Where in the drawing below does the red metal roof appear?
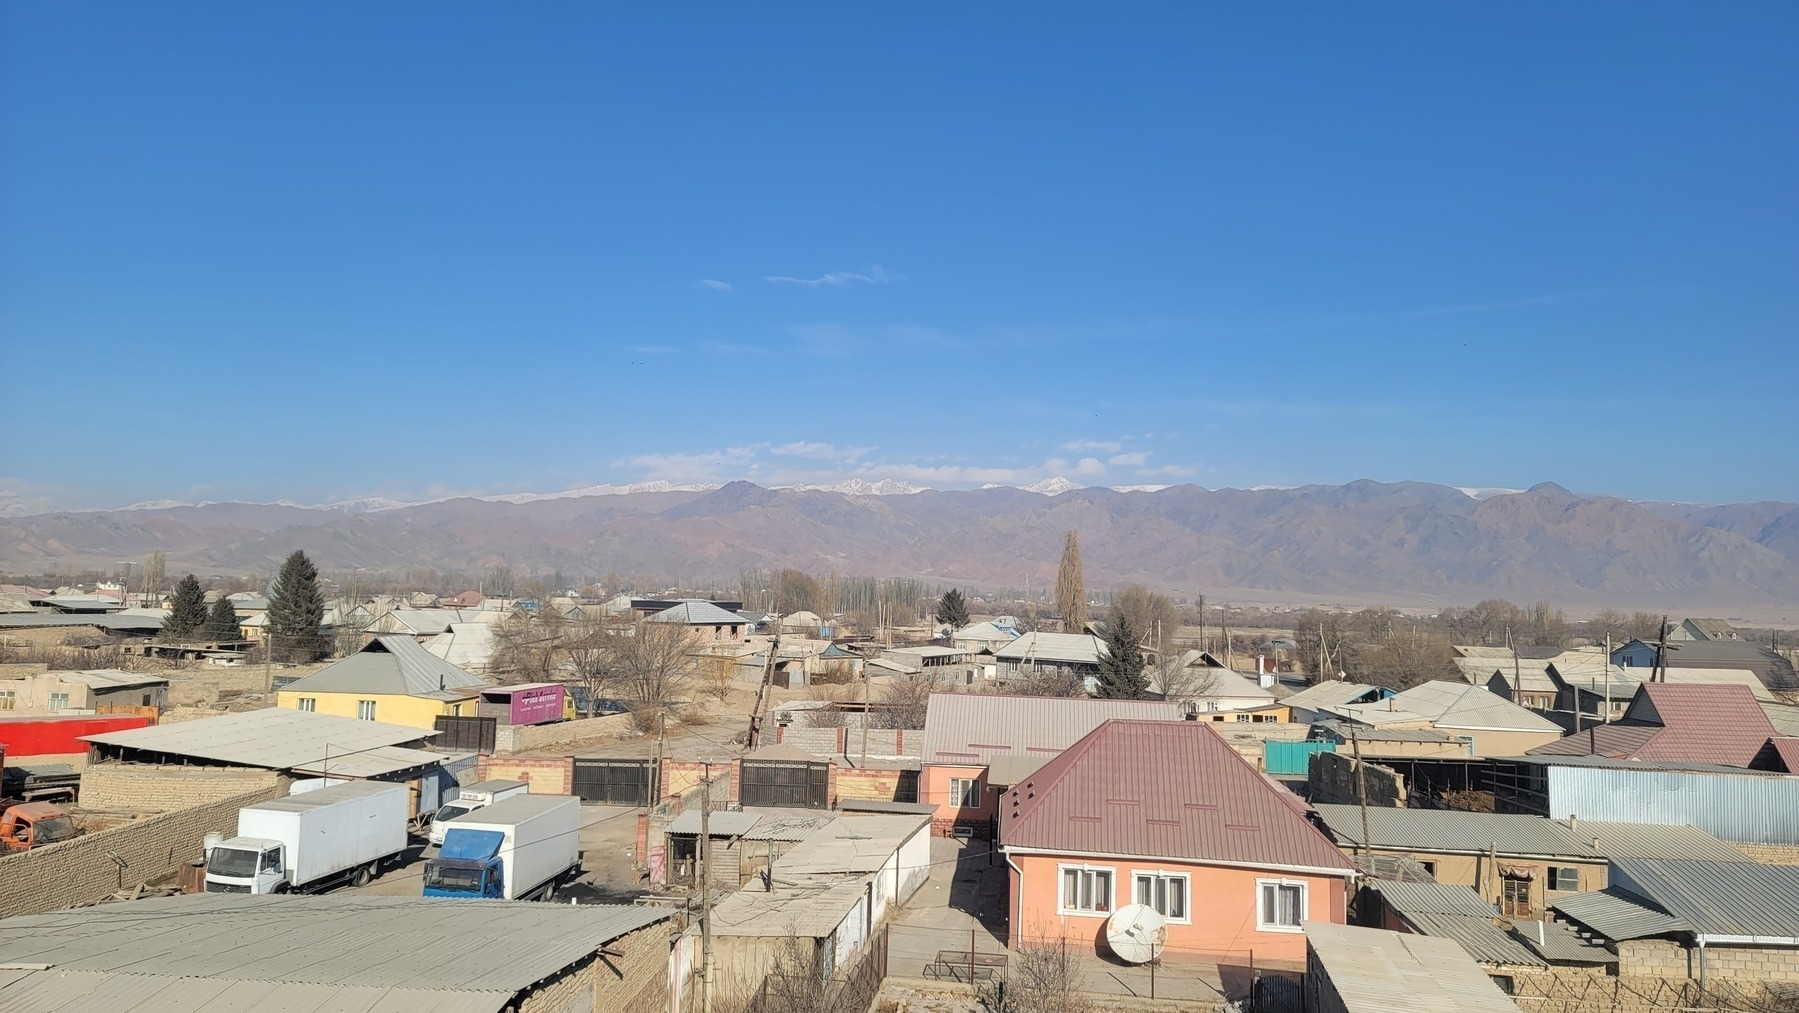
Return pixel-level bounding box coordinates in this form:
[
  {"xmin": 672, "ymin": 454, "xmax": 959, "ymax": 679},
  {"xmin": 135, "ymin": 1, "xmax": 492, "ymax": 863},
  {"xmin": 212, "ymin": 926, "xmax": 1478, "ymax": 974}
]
[
  {"xmin": 1000, "ymin": 719, "xmax": 1355, "ymax": 874},
  {"xmin": 1768, "ymin": 738, "xmax": 1799, "ymax": 774},
  {"xmin": 1526, "ymin": 683, "xmax": 1777, "ymax": 768}
]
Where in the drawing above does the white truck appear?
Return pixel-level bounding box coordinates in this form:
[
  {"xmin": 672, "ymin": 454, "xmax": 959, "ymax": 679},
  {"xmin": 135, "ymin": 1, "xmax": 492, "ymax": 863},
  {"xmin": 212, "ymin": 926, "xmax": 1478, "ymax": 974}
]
[
  {"xmin": 427, "ymin": 779, "xmax": 528, "ymax": 846},
  {"xmin": 205, "ymin": 781, "xmax": 410, "ymax": 895},
  {"xmin": 423, "ymin": 794, "xmax": 581, "ymax": 901}
]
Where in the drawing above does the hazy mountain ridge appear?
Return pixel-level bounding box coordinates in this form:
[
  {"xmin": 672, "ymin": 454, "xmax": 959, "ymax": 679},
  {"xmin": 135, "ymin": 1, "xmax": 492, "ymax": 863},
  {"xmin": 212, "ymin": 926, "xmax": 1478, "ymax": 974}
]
[{"xmin": 3, "ymin": 481, "xmax": 1797, "ymax": 609}]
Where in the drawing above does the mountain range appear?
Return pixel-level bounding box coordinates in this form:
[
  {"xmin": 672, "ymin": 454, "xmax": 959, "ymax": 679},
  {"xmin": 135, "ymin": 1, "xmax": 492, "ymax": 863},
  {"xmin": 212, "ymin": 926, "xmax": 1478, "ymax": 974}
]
[{"xmin": 4, "ymin": 480, "xmax": 1798, "ymax": 613}]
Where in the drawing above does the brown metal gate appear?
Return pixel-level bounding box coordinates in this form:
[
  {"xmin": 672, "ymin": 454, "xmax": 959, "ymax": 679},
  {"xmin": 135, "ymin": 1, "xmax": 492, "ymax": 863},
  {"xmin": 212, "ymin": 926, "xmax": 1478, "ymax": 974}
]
[{"xmin": 433, "ymin": 715, "xmax": 498, "ymax": 754}]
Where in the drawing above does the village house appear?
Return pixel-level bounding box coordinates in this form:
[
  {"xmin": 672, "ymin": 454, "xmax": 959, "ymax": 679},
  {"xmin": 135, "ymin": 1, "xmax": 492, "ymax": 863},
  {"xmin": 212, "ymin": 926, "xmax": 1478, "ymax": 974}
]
[
  {"xmin": 644, "ymin": 599, "xmax": 747, "ymax": 644},
  {"xmin": 1525, "ymin": 682, "xmax": 1784, "ymax": 770},
  {"xmin": 919, "ymin": 693, "xmax": 1182, "ymax": 838},
  {"xmin": 1311, "ymin": 805, "xmax": 1749, "ymax": 919},
  {"xmin": 1280, "ymin": 681, "xmax": 1390, "ymax": 725},
  {"xmin": 0, "ymin": 669, "xmax": 167, "ymax": 715},
  {"xmin": 1304, "ymin": 921, "xmax": 1523, "ymax": 1013},
  {"xmin": 275, "ymin": 635, "xmax": 487, "ymax": 730},
  {"xmin": 1326, "ymin": 681, "xmax": 1564, "ymax": 757},
  {"xmin": 948, "ymin": 618, "xmax": 1020, "ymax": 654},
  {"xmin": 1000, "ymin": 719, "xmax": 1356, "ymax": 965},
  {"xmin": 993, "ymin": 631, "xmax": 1109, "ymax": 685},
  {"xmin": 1612, "ymin": 637, "xmax": 1796, "ymax": 685}
]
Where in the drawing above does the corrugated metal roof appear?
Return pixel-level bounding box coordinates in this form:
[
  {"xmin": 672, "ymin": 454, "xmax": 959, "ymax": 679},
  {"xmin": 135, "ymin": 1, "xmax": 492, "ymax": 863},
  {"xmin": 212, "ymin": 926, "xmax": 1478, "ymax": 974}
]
[
  {"xmin": 1772, "ymin": 738, "xmax": 1799, "ymax": 773},
  {"xmin": 1509, "ymin": 919, "xmax": 1616, "ymax": 964},
  {"xmin": 0, "ymin": 894, "xmax": 669, "ymax": 994},
  {"xmin": 1387, "ymin": 681, "xmax": 1563, "ymax": 733},
  {"xmin": 773, "ymin": 814, "xmax": 931, "ymax": 876},
  {"xmin": 1372, "ymin": 880, "xmax": 1500, "ymax": 917},
  {"xmin": 1003, "ymin": 720, "xmax": 1356, "ymax": 873},
  {"xmin": 0, "ymin": 613, "xmax": 163, "ymax": 631},
  {"xmin": 1280, "ymin": 681, "xmax": 1382, "ymax": 713},
  {"xmin": 645, "ymin": 601, "xmax": 744, "ymax": 626},
  {"xmin": 835, "ymin": 799, "xmax": 938, "ymax": 815},
  {"xmin": 1303, "ymin": 921, "xmax": 1522, "ymax": 1013},
  {"xmin": 281, "ymin": 635, "xmax": 487, "ymax": 698},
  {"xmin": 992, "ymin": 631, "xmax": 1106, "ymax": 665},
  {"xmin": 920, "ymin": 693, "xmax": 1181, "ymax": 767},
  {"xmin": 1312, "ymin": 805, "xmax": 1749, "ymax": 862},
  {"xmin": 0, "ymin": 968, "xmax": 511, "ymax": 1012},
  {"xmin": 1398, "ymin": 911, "xmax": 1546, "ymax": 967},
  {"xmin": 1550, "ymin": 888, "xmax": 1689, "ymax": 941},
  {"xmin": 81, "ymin": 707, "xmax": 436, "ymax": 770},
  {"xmin": 1528, "ymin": 683, "xmax": 1778, "ymax": 768},
  {"xmin": 27, "ymin": 669, "xmax": 169, "ymax": 690},
  {"xmin": 289, "ymin": 744, "xmax": 467, "ymax": 778},
  {"xmin": 1610, "ymin": 858, "xmax": 1799, "ymax": 941}
]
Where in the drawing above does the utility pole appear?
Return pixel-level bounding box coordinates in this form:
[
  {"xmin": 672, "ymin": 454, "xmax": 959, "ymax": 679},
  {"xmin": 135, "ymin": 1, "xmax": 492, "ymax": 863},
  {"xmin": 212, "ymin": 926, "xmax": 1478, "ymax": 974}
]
[
  {"xmin": 1603, "ymin": 634, "xmax": 1612, "ymax": 724},
  {"xmin": 859, "ymin": 658, "xmax": 870, "ymax": 767},
  {"xmin": 1508, "ymin": 626, "xmax": 1521, "ymax": 707},
  {"xmin": 698, "ymin": 761, "xmax": 714, "ymax": 1013}
]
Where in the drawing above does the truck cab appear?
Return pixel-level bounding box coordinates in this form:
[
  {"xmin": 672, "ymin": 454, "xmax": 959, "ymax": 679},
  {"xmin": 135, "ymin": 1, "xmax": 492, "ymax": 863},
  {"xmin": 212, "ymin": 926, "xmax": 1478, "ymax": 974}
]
[
  {"xmin": 0, "ymin": 802, "xmax": 77, "ymax": 854},
  {"xmin": 422, "ymin": 829, "xmax": 505, "ymax": 898},
  {"xmin": 427, "ymin": 779, "xmax": 528, "ymax": 846},
  {"xmin": 204, "ymin": 837, "xmax": 287, "ymax": 894}
]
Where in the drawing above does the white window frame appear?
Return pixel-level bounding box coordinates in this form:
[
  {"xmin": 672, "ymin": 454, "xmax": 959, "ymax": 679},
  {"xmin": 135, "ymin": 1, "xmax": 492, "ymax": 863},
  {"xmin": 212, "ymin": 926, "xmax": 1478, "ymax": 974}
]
[
  {"xmin": 1256, "ymin": 878, "xmax": 1308, "ymax": 933},
  {"xmin": 48, "ymin": 692, "xmax": 70, "ymax": 712},
  {"xmin": 0, "ymin": 690, "xmax": 13, "ymax": 711},
  {"xmin": 357, "ymin": 699, "xmax": 377, "ymax": 721},
  {"xmin": 297, "ymin": 697, "xmax": 316, "ymax": 712},
  {"xmin": 1057, "ymin": 863, "xmax": 1116, "ymax": 917},
  {"xmin": 947, "ymin": 777, "xmax": 981, "ymax": 809},
  {"xmin": 1130, "ymin": 868, "xmax": 1192, "ymax": 924}
]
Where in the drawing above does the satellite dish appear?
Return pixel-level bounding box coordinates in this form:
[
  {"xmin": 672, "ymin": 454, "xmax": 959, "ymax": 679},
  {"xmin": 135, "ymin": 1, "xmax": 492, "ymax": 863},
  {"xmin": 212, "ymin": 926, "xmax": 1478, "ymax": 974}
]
[{"xmin": 1105, "ymin": 903, "xmax": 1168, "ymax": 964}]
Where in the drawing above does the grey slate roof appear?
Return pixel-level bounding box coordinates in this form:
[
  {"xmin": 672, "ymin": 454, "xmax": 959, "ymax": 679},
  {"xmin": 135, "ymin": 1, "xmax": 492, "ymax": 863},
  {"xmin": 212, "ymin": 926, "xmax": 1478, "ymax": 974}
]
[
  {"xmin": 81, "ymin": 707, "xmax": 438, "ymax": 771},
  {"xmin": 1303, "ymin": 921, "xmax": 1523, "ymax": 1013},
  {"xmin": 0, "ymin": 612, "xmax": 164, "ymax": 631},
  {"xmin": 1281, "ymin": 681, "xmax": 1382, "ymax": 712},
  {"xmin": 920, "ymin": 692, "xmax": 1181, "ymax": 770},
  {"xmin": 1371, "ymin": 879, "xmax": 1502, "ymax": 917},
  {"xmin": 1610, "ymin": 858, "xmax": 1799, "ymax": 941},
  {"xmin": 0, "ymin": 893, "xmax": 669, "ymax": 1010},
  {"xmin": 645, "ymin": 600, "xmax": 745, "ymax": 625},
  {"xmin": 1312, "ymin": 806, "xmax": 1749, "ymax": 862},
  {"xmin": 280, "ymin": 635, "xmax": 487, "ymax": 698},
  {"xmin": 1397, "ymin": 911, "xmax": 1546, "ymax": 967}
]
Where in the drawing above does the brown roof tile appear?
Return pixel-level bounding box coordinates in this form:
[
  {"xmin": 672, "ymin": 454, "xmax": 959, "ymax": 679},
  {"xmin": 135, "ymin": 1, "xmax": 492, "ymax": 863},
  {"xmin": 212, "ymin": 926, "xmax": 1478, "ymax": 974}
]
[{"xmin": 1000, "ymin": 719, "xmax": 1355, "ymax": 874}]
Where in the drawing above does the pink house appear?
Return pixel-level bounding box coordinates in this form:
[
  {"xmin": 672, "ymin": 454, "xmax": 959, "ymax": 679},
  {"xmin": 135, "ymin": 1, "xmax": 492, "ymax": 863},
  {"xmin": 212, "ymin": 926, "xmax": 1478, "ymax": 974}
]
[
  {"xmin": 1000, "ymin": 719, "xmax": 1355, "ymax": 967},
  {"xmin": 919, "ymin": 694, "xmax": 1183, "ymax": 838}
]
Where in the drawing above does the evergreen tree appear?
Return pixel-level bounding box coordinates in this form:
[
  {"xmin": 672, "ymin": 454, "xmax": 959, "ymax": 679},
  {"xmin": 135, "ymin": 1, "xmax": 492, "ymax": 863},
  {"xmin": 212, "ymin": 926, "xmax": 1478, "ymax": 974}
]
[
  {"xmin": 1094, "ymin": 614, "xmax": 1149, "ymax": 699},
  {"xmin": 1055, "ymin": 530, "xmax": 1086, "ymax": 633},
  {"xmin": 935, "ymin": 588, "xmax": 971, "ymax": 630},
  {"xmin": 164, "ymin": 574, "xmax": 207, "ymax": 640},
  {"xmin": 267, "ymin": 550, "xmax": 328, "ymax": 662},
  {"xmin": 203, "ymin": 597, "xmax": 241, "ymax": 641}
]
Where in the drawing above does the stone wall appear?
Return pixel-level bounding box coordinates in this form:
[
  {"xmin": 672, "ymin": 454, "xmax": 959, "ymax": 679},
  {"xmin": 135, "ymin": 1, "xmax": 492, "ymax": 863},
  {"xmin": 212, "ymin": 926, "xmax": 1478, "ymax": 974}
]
[
  {"xmin": 0, "ymin": 784, "xmax": 287, "ymax": 917},
  {"xmin": 79, "ymin": 763, "xmax": 285, "ymax": 811},
  {"xmin": 1733, "ymin": 842, "xmax": 1799, "ymax": 865},
  {"xmin": 835, "ymin": 765, "xmax": 911, "ymax": 803},
  {"xmin": 1509, "ymin": 966, "xmax": 1799, "ymax": 1012},
  {"xmin": 1309, "ymin": 750, "xmax": 1406, "ymax": 807},
  {"xmin": 496, "ymin": 713, "xmax": 636, "ymax": 754},
  {"xmin": 513, "ymin": 919, "xmax": 670, "ymax": 1013},
  {"xmin": 478, "ymin": 755, "xmax": 575, "ymax": 795}
]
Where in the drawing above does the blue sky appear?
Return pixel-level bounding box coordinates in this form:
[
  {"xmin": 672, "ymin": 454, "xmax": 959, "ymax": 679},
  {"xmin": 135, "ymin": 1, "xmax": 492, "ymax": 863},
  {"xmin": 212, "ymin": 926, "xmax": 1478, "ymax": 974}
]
[{"xmin": 3, "ymin": 3, "xmax": 1796, "ymax": 512}]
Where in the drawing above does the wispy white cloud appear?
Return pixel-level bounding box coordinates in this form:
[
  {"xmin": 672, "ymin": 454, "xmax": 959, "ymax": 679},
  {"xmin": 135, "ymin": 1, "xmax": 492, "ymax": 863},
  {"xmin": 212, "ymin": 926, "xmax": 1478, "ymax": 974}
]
[
  {"xmin": 765, "ymin": 265, "xmax": 900, "ymax": 288},
  {"xmin": 698, "ymin": 279, "xmax": 733, "ymax": 292},
  {"xmin": 1108, "ymin": 451, "xmax": 1150, "ymax": 467},
  {"xmin": 1062, "ymin": 439, "xmax": 1124, "ymax": 454}
]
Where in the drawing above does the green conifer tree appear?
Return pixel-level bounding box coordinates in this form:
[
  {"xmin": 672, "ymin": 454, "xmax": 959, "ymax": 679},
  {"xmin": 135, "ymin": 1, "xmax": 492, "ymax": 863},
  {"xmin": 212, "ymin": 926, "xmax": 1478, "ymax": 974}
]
[
  {"xmin": 267, "ymin": 550, "xmax": 328, "ymax": 662},
  {"xmin": 1094, "ymin": 614, "xmax": 1149, "ymax": 699},
  {"xmin": 935, "ymin": 588, "xmax": 971, "ymax": 630},
  {"xmin": 164, "ymin": 574, "xmax": 207, "ymax": 640},
  {"xmin": 203, "ymin": 597, "xmax": 241, "ymax": 641}
]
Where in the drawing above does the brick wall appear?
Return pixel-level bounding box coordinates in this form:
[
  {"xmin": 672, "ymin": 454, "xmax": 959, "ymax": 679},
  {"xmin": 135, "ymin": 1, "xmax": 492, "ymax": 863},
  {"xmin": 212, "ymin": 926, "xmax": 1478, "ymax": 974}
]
[
  {"xmin": 836, "ymin": 765, "xmax": 908, "ymax": 803},
  {"xmin": 497, "ymin": 713, "xmax": 637, "ymax": 754},
  {"xmin": 0, "ymin": 784, "xmax": 287, "ymax": 917},
  {"xmin": 80, "ymin": 763, "xmax": 284, "ymax": 811},
  {"xmin": 478, "ymin": 755, "xmax": 574, "ymax": 795},
  {"xmin": 1733, "ymin": 842, "xmax": 1799, "ymax": 866},
  {"xmin": 517, "ymin": 918, "xmax": 671, "ymax": 1013},
  {"xmin": 1308, "ymin": 751, "xmax": 1406, "ymax": 806}
]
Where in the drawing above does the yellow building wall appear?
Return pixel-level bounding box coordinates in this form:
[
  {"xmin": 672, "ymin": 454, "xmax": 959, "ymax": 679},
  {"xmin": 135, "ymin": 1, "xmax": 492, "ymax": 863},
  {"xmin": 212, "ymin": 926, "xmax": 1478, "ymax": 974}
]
[{"xmin": 276, "ymin": 690, "xmax": 478, "ymax": 730}]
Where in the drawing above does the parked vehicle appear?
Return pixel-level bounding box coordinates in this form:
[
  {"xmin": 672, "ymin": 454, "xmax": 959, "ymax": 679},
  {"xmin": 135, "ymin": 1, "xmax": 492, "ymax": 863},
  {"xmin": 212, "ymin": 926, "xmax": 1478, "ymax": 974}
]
[
  {"xmin": 423, "ymin": 794, "xmax": 580, "ymax": 901},
  {"xmin": 0, "ymin": 801, "xmax": 78, "ymax": 853},
  {"xmin": 205, "ymin": 781, "xmax": 409, "ymax": 894},
  {"xmin": 2, "ymin": 762, "xmax": 81, "ymax": 804},
  {"xmin": 427, "ymin": 779, "xmax": 528, "ymax": 846}
]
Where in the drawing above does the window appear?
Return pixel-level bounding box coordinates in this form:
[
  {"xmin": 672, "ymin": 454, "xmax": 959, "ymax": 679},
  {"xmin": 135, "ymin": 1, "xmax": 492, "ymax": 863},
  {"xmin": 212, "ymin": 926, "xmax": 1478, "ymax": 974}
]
[
  {"xmin": 0, "ymin": 690, "xmax": 12, "ymax": 711},
  {"xmin": 1501, "ymin": 875, "xmax": 1534, "ymax": 918},
  {"xmin": 948, "ymin": 777, "xmax": 981, "ymax": 808},
  {"xmin": 48, "ymin": 692, "xmax": 69, "ymax": 711},
  {"xmin": 1548, "ymin": 867, "xmax": 1579, "ymax": 892},
  {"xmin": 1133, "ymin": 872, "xmax": 1189, "ymax": 921},
  {"xmin": 1060, "ymin": 866, "xmax": 1114, "ymax": 914},
  {"xmin": 1235, "ymin": 713, "xmax": 1250, "ymax": 722},
  {"xmin": 1257, "ymin": 880, "xmax": 1307, "ymax": 931},
  {"xmin": 1420, "ymin": 861, "xmax": 1437, "ymax": 877},
  {"xmin": 297, "ymin": 697, "xmax": 316, "ymax": 712},
  {"xmin": 260, "ymin": 849, "xmax": 283, "ymax": 874},
  {"xmin": 357, "ymin": 700, "xmax": 377, "ymax": 721}
]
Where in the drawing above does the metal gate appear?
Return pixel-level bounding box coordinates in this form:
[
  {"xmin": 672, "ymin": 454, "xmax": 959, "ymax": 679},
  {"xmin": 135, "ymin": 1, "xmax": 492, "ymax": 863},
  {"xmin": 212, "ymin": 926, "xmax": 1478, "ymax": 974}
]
[
  {"xmin": 573, "ymin": 758, "xmax": 656, "ymax": 805},
  {"xmin": 433, "ymin": 715, "xmax": 498, "ymax": 754},
  {"xmin": 740, "ymin": 760, "xmax": 831, "ymax": 809}
]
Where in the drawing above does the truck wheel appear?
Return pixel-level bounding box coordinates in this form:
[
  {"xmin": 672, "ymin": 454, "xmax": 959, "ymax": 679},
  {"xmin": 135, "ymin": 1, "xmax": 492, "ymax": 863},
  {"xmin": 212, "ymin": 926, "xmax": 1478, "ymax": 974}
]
[
  {"xmin": 351, "ymin": 864, "xmax": 373, "ymax": 888},
  {"xmin": 540, "ymin": 881, "xmax": 556, "ymax": 902}
]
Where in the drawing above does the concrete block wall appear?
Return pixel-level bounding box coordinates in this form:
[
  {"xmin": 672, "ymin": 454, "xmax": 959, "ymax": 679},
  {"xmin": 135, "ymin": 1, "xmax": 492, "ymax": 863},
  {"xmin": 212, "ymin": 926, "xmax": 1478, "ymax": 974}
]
[
  {"xmin": 80, "ymin": 763, "xmax": 284, "ymax": 811},
  {"xmin": 0, "ymin": 783, "xmax": 287, "ymax": 917},
  {"xmin": 835, "ymin": 765, "xmax": 909, "ymax": 803},
  {"xmin": 1308, "ymin": 751, "xmax": 1407, "ymax": 807},
  {"xmin": 496, "ymin": 713, "xmax": 636, "ymax": 754},
  {"xmin": 1732, "ymin": 842, "xmax": 1799, "ymax": 865},
  {"xmin": 478, "ymin": 755, "xmax": 575, "ymax": 795}
]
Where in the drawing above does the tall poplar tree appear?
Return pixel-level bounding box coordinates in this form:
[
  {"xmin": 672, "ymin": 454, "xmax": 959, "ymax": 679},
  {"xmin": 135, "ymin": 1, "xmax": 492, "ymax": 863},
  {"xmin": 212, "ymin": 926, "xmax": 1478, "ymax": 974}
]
[
  {"xmin": 267, "ymin": 550, "xmax": 328, "ymax": 662},
  {"xmin": 1055, "ymin": 530, "xmax": 1087, "ymax": 633},
  {"xmin": 164, "ymin": 574, "xmax": 207, "ymax": 640}
]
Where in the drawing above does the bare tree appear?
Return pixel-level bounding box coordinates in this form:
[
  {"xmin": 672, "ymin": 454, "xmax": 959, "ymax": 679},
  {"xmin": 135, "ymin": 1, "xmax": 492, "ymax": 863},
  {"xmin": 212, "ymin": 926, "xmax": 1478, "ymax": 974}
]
[
  {"xmin": 139, "ymin": 551, "xmax": 166, "ymax": 602},
  {"xmin": 1108, "ymin": 585, "xmax": 1177, "ymax": 651},
  {"xmin": 1055, "ymin": 530, "xmax": 1086, "ymax": 633},
  {"xmin": 979, "ymin": 930, "xmax": 1089, "ymax": 1013},
  {"xmin": 1008, "ymin": 666, "xmax": 1087, "ymax": 699},
  {"xmin": 1152, "ymin": 651, "xmax": 1221, "ymax": 704},
  {"xmin": 874, "ymin": 672, "xmax": 939, "ymax": 729},
  {"xmin": 613, "ymin": 620, "xmax": 699, "ymax": 731}
]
